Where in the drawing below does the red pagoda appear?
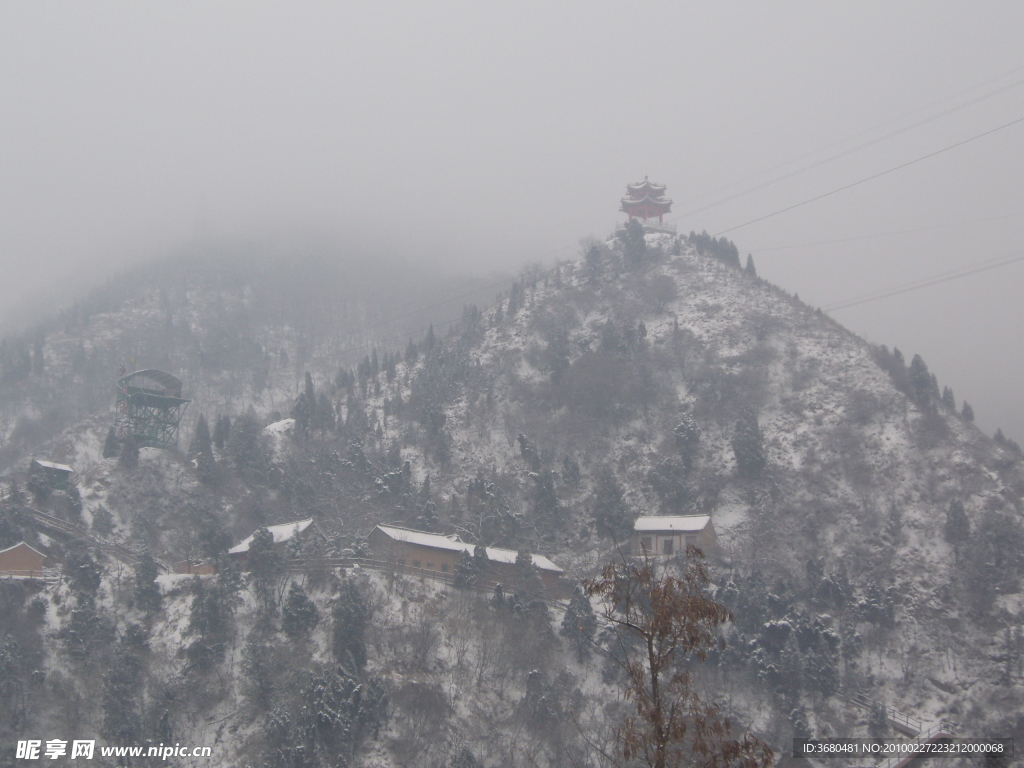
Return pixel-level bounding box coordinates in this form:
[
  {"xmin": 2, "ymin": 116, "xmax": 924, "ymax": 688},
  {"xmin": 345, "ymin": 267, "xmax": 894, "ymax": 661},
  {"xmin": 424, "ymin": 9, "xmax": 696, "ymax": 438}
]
[{"xmin": 620, "ymin": 177, "xmax": 673, "ymax": 224}]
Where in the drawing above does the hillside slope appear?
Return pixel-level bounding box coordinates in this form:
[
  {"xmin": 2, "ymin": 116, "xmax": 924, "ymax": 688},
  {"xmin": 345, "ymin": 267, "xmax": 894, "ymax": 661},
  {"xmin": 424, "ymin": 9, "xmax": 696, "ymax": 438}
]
[{"xmin": 2, "ymin": 233, "xmax": 1023, "ymax": 765}]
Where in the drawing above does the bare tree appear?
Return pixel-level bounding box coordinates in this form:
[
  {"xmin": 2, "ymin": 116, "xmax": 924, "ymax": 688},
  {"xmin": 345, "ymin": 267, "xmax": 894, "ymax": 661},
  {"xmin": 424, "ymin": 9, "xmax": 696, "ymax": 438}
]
[{"xmin": 585, "ymin": 550, "xmax": 773, "ymax": 768}]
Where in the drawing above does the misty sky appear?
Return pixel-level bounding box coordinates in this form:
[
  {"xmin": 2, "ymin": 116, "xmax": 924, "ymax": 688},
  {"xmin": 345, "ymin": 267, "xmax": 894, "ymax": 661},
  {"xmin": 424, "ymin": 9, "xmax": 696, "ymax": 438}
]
[{"xmin": 2, "ymin": 2, "xmax": 1022, "ymax": 440}]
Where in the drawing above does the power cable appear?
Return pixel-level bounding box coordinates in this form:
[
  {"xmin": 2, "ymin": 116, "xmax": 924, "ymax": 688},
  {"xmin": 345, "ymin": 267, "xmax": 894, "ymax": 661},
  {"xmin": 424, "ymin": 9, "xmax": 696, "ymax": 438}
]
[
  {"xmin": 746, "ymin": 210, "xmax": 1024, "ymax": 253},
  {"xmin": 824, "ymin": 248, "xmax": 1024, "ymax": 312},
  {"xmin": 670, "ymin": 77, "xmax": 1024, "ymax": 223},
  {"xmin": 672, "ymin": 63, "xmax": 1024, "ymax": 210},
  {"xmin": 713, "ymin": 114, "xmax": 1024, "ymax": 237}
]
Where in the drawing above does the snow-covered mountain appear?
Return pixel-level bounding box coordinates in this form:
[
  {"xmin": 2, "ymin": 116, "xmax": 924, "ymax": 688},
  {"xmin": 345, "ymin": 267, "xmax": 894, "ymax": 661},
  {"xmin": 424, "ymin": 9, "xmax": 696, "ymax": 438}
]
[{"xmin": 2, "ymin": 232, "xmax": 1022, "ymax": 766}]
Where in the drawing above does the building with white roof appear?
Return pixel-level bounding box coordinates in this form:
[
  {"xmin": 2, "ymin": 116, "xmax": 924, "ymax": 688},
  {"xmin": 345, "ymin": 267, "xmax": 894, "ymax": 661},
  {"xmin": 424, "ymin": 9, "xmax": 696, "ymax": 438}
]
[
  {"xmin": 632, "ymin": 515, "xmax": 716, "ymax": 557},
  {"xmin": 368, "ymin": 524, "xmax": 565, "ymax": 595},
  {"xmin": 227, "ymin": 518, "xmax": 325, "ymax": 563}
]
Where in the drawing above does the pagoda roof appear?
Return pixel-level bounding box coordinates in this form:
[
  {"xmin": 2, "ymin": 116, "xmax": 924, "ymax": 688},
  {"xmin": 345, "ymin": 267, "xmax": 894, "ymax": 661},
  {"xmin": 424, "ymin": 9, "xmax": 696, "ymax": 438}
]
[
  {"xmin": 626, "ymin": 177, "xmax": 667, "ymax": 196},
  {"xmin": 119, "ymin": 369, "xmax": 185, "ymax": 398},
  {"xmin": 620, "ymin": 195, "xmax": 673, "ymax": 214}
]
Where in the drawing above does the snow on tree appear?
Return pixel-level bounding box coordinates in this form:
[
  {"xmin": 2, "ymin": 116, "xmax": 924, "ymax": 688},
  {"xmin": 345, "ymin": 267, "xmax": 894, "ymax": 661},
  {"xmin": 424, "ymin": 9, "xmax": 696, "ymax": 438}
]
[
  {"xmin": 134, "ymin": 552, "xmax": 162, "ymax": 615},
  {"xmin": 944, "ymin": 499, "xmax": 970, "ymax": 563},
  {"xmin": 732, "ymin": 410, "xmax": 766, "ymax": 479},
  {"xmin": 332, "ymin": 578, "xmax": 369, "ymax": 671},
  {"xmin": 560, "ymin": 585, "xmax": 597, "ymax": 662},
  {"xmin": 281, "ymin": 581, "xmax": 320, "ymax": 641}
]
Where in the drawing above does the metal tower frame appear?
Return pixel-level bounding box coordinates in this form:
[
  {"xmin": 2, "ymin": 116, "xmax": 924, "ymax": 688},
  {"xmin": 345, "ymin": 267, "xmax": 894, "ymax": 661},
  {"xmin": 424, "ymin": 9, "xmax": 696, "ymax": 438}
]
[{"xmin": 114, "ymin": 369, "xmax": 190, "ymax": 450}]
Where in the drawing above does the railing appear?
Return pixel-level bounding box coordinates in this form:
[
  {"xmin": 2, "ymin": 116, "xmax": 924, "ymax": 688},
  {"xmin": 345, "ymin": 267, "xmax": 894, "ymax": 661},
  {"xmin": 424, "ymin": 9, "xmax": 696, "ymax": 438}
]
[
  {"xmin": 616, "ymin": 219, "xmax": 677, "ymax": 234},
  {"xmin": 0, "ymin": 568, "xmax": 61, "ymax": 584},
  {"xmin": 845, "ymin": 691, "xmax": 922, "ymax": 735},
  {"xmin": 25, "ymin": 506, "xmax": 171, "ymax": 572},
  {"xmin": 877, "ymin": 721, "xmax": 957, "ymax": 768}
]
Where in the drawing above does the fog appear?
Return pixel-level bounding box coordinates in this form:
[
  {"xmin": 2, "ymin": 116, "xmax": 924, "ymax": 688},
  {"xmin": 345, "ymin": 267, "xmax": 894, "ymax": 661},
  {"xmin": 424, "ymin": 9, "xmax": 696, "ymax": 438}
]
[{"xmin": 2, "ymin": 2, "xmax": 1022, "ymax": 439}]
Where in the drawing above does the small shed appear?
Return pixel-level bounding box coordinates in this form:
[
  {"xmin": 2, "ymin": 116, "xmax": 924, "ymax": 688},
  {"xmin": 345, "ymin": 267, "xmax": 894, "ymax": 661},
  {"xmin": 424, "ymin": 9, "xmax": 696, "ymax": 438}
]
[
  {"xmin": 28, "ymin": 459, "xmax": 73, "ymax": 491},
  {"xmin": 0, "ymin": 541, "xmax": 48, "ymax": 577},
  {"xmin": 632, "ymin": 515, "xmax": 717, "ymax": 557},
  {"xmin": 227, "ymin": 518, "xmax": 325, "ymax": 565}
]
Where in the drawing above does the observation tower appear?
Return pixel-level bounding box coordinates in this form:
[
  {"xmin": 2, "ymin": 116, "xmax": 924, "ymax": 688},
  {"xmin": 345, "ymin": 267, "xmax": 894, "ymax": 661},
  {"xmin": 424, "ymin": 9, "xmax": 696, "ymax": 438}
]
[
  {"xmin": 620, "ymin": 177, "xmax": 675, "ymax": 233},
  {"xmin": 113, "ymin": 369, "xmax": 190, "ymax": 450}
]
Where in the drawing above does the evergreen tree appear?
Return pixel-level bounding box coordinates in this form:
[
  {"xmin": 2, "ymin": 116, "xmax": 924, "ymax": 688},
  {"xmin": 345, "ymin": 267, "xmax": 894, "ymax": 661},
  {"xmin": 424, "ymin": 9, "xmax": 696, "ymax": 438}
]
[
  {"xmin": 944, "ymin": 499, "xmax": 970, "ymax": 563},
  {"xmin": 91, "ymin": 505, "xmax": 115, "ymax": 536},
  {"xmin": 908, "ymin": 355, "xmax": 935, "ymax": 406},
  {"xmin": 560, "ymin": 585, "xmax": 597, "ymax": 662},
  {"xmin": 212, "ymin": 414, "xmax": 230, "ymax": 450},
  {"xmin": 673, "ymin": 414, "xmax": 701, "ymax": 472},
  {"xmin": 745, "ymin": 253, "xmax": 757, "ymax": 277},
  {"xmin": 102, "ymin": 426, "xmax": 119, "ymax": 459},
  {"xmin": 101, "ymin": 643, "xmax": 143, "ymax": 746},
  {"xmin": 732, "ymin": 410, "xmax": 766, "ymax": 478},
  {"xmin": 248, "ymin": 527, "xmax": 283, "ymax": 612},
  {"xmin": 622, "ymin": 218, "xmax": 647, "ymax": 268},
  {"xmin": 189, "ymin": 415, "xmax": 213, "ymax": 458},
  {"xmin": 962, "ymin": 401, "xmax": 975, "ymax": 421},
  {"xmin": 472, "ymin": 543, "xmax": 491, "ymax": 583},
  {"xmin": 449, "ymin": 747, "xmax": 484, "ymax": 768},
  {"xmin": 134, "ymin": 552, "xmax": 162, "ymax": 615},
  {"xmin": 281, "ymin": 581, "xmax": 320, "ymax": 641},
  {"xmin": 868, "ymin": 701, "xmax": 889, "ymax": 740},
  {"xmin": 332, "ymin": 579, "xmax": 369, "ymax": 670},
  {"xmin": 27, "ymin": 462, "xmax": 50, "ymax": 503},
  {"xmin": 592, "ymin": 470, "xmax": 632, "ymax": 542},
  {"xmin": 585, "ymin": 243, "xmax": 603, "ymax": 283},
  {"xmin": 230, "ymin": 409, "xmax": 268, "ymax": 479},
  {"xmin": 119, "ymin": 433, "xmax": 139, "ymax": 470},
  {"xmin": 314, "ymin": 391, "xmax": 336, "ymax": 432},
  {"xmin": 453, "ymin": 549, "xmax": 477, "ymax": 588},
  {"xmin": 941, "ymin": 386, "xmax": 956, "ymax": 410}
]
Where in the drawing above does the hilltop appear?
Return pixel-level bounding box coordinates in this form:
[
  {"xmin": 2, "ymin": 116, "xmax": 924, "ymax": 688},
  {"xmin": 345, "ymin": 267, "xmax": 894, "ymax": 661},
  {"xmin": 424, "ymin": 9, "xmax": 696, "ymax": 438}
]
[{"xmin": 2, "ymin": 229, "xmax": 1023, "ymax": 766}]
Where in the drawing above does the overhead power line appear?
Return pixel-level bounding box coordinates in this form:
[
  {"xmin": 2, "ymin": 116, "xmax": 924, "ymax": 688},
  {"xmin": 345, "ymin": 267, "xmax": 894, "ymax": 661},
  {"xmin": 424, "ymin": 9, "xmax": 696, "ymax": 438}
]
[
  {"xmin": 713, "ymin": 114, "xmax": 1024, "ymax": 237},
  {"xmin": 672, "ymin": 62, "xmax": 1024, "ymax": 211},
  {"xmin": 825, "ymin": 248, "xmax": 1024, "ymax": 312},
  {"xmin": 746, "ymin": 210, "xmax": 1024, "ymax": 253},
  {"xmin": 670, "ymin": 77, "xmax": 1024, "ymax": 224}
]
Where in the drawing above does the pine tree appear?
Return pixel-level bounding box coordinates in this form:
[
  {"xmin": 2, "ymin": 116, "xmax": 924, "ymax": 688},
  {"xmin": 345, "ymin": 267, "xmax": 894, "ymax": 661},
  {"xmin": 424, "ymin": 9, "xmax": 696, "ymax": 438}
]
[
  {"xmin": 281, "ymin": 581, "xmax": 320, "ymax": 640},
  {"xmin": 248, "ymin": 527, "xmax": 283, "ymax": 612},
  {"xmin": 102, "ymin": 426, "xmax": 119, "ymax": 459},
  {"xmin": 449, "ymin": 747, "xmax": 484, "ymax": 768},
  {"xmin": 732, "ymin": 410, "xmax": 766, "ymax": 478},
  {"xmin": 868, "ymin": 701, "xmax": 889, "ymax": 739},
  {"xmin": 188, "ymin": 415, "xmax": 213, "ymax": 458},
  {"xmin": 622, "ymin": 218, "xmax": 647, "ymax": 268},
  {"xmin": 745, "ymin": 253, "xmax": 757, "ymax": 277},
  {"xmin": 213, "ymin": 414, "xmax": 230, "ymax": 450},
  {"xmin": 944, "ymin": 499, "xmax": 970, "ymax": 563},
  {"xmin": 332, "ymin": 579, "xmax": 369, "ymax": 670},
  {"xmin": 673, "ymin": 414, "xmax": 701, "ymax": 472},
  {"xmin": 119, "ymin": 433, "xmax": 139, "ymax": 470},
  {"xmin": 908, "ymin": 354, "xmax": 934, "ymax": 406},
  {"xmin": 453, "ymin": 549, "xmax": 477, "ymax": 588},
  {"xmin": 134, "ymin": 552, "xmax": 162, "ymax": 615},
  {"xmin": 592, "ymin": 470, "xmax": 632, "ymax": 542},
  {"xmin": 941, "ymin": 386, "xmax": 956, "ymax": 410},
  {"xmin": 472, "ymin": 543, "xmax": 491, "ymax": 583},
  {"xmin": 560, "ymin": 585, "xmax": 597, "ymax": 661},
  {"xmin": 91, "ymin": 505, "xmax": 115, "ymax": 536}
]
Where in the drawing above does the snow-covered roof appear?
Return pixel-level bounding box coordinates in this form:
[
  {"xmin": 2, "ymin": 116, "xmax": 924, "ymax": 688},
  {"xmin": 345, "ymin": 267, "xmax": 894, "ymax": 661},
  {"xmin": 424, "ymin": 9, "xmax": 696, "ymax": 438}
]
[
  {"xmin": 229, "ymin": 518, "xmax": 315, "ymax": 554},
  {"xmin": 0, "ymin": 541, "xmax": 46, "ymax": 557},
  {"xmin": 373, "ymin": 524, "xmax": 562, "ymax": 573},
  {"xmin": 634, "ymin": 515, "xmax": 711, "ymax": 533},
  {"xmin": 31, "ymin": 459, "xmax": 73, "ymax": 473}
]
